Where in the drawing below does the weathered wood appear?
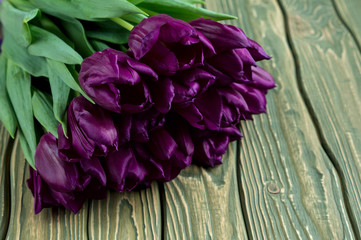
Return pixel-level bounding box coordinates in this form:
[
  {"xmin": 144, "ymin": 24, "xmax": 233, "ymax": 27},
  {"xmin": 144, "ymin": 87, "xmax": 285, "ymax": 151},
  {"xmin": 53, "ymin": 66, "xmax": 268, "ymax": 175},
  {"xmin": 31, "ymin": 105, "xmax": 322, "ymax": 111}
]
[
  {"xmin": 205, "ymin": 0, "xmax": 356, "ymax": 239},
  {"xmin": 88, "ymin": 183, "xmax": 161, "ymax": 240},
  {"xmin": 5, "ymin": 137, "xmax": 88, "ymax": 240},
  {"xmin": 278, "ymin": 0, "xmax": 361, "ymax": 235},
  {"xmin": 163, "ymin": 142, "xmax": 248, "ymax": 240},
  {"xmin": 333, "ymin": 0, "xmax": 361, "ymax": 47},
  {"xmin": 1, "ymin": 0, "xmax": 361, "ymax": 239},
  {"xmin": 0, "ymin": 124, "xmax": 12, "ymax": 240}
]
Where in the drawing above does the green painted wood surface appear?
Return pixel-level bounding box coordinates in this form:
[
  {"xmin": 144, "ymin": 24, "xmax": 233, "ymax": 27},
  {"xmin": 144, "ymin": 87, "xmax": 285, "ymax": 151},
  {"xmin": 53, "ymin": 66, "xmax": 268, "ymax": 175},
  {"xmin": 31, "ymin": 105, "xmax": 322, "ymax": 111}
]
[
  {"xmin": 88, "ymin": 184, "xmax": 161, "ymax": 240},
  {"xmin": 0, "ymin": 125, "xmax": 12, "ymax": 240},
  {"xmin": 279, "ymin": 0, "xmax": 361, "ymax": 235},
  {"xmin": 163, "ymin": 142, "xmax": 248, "ymax": 240},
  {"xmin": 0, "ymin": 0, "xmax": 361, "ymax": 239}
]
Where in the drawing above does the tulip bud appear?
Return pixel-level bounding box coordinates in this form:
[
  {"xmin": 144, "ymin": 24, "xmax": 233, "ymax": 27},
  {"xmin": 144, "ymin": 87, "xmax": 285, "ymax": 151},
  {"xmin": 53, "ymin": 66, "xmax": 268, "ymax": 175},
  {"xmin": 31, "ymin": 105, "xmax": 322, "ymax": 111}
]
[
  {"xmin": 128, "ymin": 14, "xmax": 215, "ymax": 76},
  {"xmin": 59, "ymin": 96, "xmax": 118, "ymax": 160},
  {"xmin": 79, "ymin": 49, "xmax": 157, "ymax": 113}
]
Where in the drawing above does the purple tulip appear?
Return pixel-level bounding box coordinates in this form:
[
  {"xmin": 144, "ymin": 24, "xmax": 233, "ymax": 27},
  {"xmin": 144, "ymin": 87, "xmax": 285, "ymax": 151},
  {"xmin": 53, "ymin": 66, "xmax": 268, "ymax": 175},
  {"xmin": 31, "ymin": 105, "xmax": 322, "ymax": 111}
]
[
  {"xmin": 79, "ymin": 48, "xmax": 157, "ymax": 113},
  {"xmin": 27, "ymin": 132, "xmax": 107, "ymax": 213},
  {"xmin": 105, "ymin": 114, "xmax": 193, "ymax": 191},
  {"xmin": 190, "ymin": 18, "xmax": 272, "ymax": 86},
  {"xmin": 190, "ymin": 18, "xmax": 250, "ymax": 54},
  {"xmin": 27, "ymin": 167, "xmax": 86, "ymax": 214},
  {"xmin": 171, "ymin": 68, "xmax": 215, "ymax": 104},
  {"xmin": 174, "ymin": 76, "xmax": 273, "ymax": 130},
  {"xmin": 169, "ymin": 18, "xmax": 275, "ymax": 130},
  {"xmin": 192, "ymin": 126, "xmax": 242, "ymax": 167},
  {"xmin": 58, "ymin": 96, "xmax": 118, "ymax": 160},
  {"xmin": 128, "ymin": 14, "xmax": 215, "ymax": 76},
  {"xmin": 114, "ymin": 109, "xmax": 165, "ymax": 144}
]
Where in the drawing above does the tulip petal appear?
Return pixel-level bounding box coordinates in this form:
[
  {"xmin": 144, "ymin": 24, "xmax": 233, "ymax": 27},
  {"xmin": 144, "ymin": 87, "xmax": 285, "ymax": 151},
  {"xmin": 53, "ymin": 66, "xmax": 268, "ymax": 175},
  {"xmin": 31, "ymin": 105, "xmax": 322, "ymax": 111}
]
[
  {"xmin": 69, "ymin": 97, "xmax": 118, "ymax": 158},
  {"xmin": 149, "ymin": 78, "xmax": 175, "ymax": 114},
  {"xmin": 194, "ymin": 88, "xmax": 223, "ymax": 130},
  {"xmin": 233, "ymin": 83, "xmax": 267, "ymax": 114},
  {"xmin": 175, "ymin": 103, "xmax": 204, "ymax": 129},
  {"xmin": 128, "ymin": 16, "xmax": 165, "ymax": 59},
  {"xmin": 148, "ymin": 128, "xmax": 177, "ymax": 161},
  {"xmin": 247, "ymin": 38, "xmax": 271, "ymax": 61},
  {"xmin": 35, "ymin": 133, "xmax": 80, "ymax": 193},
  {"xmin": 80, "ymin": 157, "xmax": 107, "ymax": 186},
  {"xmin": 126, "ymin": 58, "xmax": 158, "ymax": 81},
  {"xmin": 27, "ymin": 167, "xmax": 57, "ymax": 214},
  {"xmin": 105, "ymin": 146, "xmax": 134, "ymax": 192},
  {"xmin": 159, "ymin": 19, "xmax": 197, "ymax": 43},
  {"xmin": 190, "ymin": 18, "xmax": 250, "ymax": 53},
  {"xmin": 141, "ymin": 40, "xmax": 179, "ymax": 75},
  {"xmin": 116, "ymin": 114, "xmax": 132, "ymax": 145},
  {"xmin": 249, "ymin": 66, "xmax": 276, "ymax": 89}
]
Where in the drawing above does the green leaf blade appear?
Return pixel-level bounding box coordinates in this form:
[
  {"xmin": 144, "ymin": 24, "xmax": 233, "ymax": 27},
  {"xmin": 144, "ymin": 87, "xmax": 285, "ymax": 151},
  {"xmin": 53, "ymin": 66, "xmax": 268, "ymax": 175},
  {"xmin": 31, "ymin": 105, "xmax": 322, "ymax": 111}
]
[
  {"xmin": 60, "ymin": 18, "xmax": 95, "ymax": 58},
  {"xmin": 139, "ymin": 0, "xmax": 236, "ymax": 21},
  {"xmin": 0, "ymin": 1, "xmax": 40, "ymax": 47},
  {"xmin": 2, "ymin": 30, "xmax": 48, "ymax": 77},
  {"xmin": 32, "ymin": 90, "xmax": 59, "ymax": 138},
  {"xmin": 46, "ymin": 58, "xmax": 94, "ymax": 104},
  {"xmin": 19, "ymin": 130, "xmax": 36, "ymax": 169},
  {"xmin": 86, "ymin": 21, "xmax": 130, "ymax": 44},
  {"xmin": 30, "ymin": 0, "xmax": 145, "ymax": 20},
  {"xmin": 0, "ymin": 55, "xmax": 18, "ymax": 138},
  {"xmin": 28, "ymin": 25, "xmax": 83, "ymax": 65},
  {"xmin": 47, "ymin": 61, "xmax": 70, "ymax": 136},
  {"xmin": 6, "ymin": 60, "xmax": 37, "ymax": 167}
]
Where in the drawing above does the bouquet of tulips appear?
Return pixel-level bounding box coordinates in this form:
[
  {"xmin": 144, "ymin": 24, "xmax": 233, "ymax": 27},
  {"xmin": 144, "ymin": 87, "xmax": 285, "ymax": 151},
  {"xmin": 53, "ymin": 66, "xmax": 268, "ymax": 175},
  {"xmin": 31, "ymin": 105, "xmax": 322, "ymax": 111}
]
[{"xmin": 0, "ymin": 0, "xmax": 275, "ymax": 214}]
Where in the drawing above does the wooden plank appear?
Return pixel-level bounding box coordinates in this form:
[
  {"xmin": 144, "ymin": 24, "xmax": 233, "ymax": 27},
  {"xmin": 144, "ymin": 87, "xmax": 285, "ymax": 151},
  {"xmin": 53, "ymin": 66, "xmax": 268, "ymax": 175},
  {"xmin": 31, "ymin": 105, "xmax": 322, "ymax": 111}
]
[
  {"xmin": 5, "ymin": 137, "xmax": 88, "ymax": 240},
  {"xmin": 204, "ymin": 0, "xmax": 356, "ymax": 239},
  {"xmin": 0, "ymin": 124, "xmax": 12, "ymax": 239},
  {"xmin": 88, "ymin": 184, "xmax": 162, "ymax": 240},
  {"xmin": 333, "ymin": 0, "xmax": 361, "ymax": 47},
  {"xmin": 277, "ymin": 0, "xmax": 361, "ymax": 235},
  {"xmin": 163, "ymin": 142, "xmax": 248, "ymax": 240}
]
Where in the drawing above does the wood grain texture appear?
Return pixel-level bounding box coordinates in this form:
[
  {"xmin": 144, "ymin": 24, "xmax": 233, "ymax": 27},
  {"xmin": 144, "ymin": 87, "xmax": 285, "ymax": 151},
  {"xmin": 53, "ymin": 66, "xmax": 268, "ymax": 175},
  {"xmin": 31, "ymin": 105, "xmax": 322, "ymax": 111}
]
[
  {"xmin": 1, "ymin": 0, "xmax": 361, "ymax": 239},
  {"xmin": 163, "ymin": 142, "xmax": 248, "ymax": 240},
  {"xmin": 205, "ymin": 0, "xmax": 356, "ymax": 239},
  {"xmin": 5, "ymin": 137, "xmax": 88, "ymax": 240},
  {"xmin": 333, "ymin": 0, "xmax": 361, "ymax": 47},
  {"xmin": 87, "ymin": 183, "xmax": 161, "ymax": 240},
  {"xmin": 278, "ymin": 0, "xmax": 361, "ymax": 235},
  {"xmin": 0, "ymin": 124, "xmax": 12, "ymax": 240}
]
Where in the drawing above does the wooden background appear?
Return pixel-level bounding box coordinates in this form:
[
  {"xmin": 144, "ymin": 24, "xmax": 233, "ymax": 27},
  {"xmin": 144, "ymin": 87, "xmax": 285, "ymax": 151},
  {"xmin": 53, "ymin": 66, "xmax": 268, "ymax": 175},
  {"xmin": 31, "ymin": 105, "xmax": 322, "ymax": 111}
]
[{"xmin": 1, "ymin": 0, "xmax": 361, "ymax": 239}]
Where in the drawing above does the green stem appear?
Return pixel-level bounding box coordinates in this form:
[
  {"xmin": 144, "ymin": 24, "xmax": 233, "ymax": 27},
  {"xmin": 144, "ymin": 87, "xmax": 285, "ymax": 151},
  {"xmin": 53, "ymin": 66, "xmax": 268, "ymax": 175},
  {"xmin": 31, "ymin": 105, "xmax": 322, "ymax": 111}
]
[{"xmin": 110, "ymin": 18, "xmax": 134, "ymax": 31}]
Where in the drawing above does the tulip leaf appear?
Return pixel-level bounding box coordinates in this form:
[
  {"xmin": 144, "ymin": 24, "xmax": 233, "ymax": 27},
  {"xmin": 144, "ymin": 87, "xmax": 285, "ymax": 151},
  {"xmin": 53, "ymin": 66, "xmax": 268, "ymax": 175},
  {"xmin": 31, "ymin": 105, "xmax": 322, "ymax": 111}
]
[
  {"xmin": 32, "ymin": 90, "xmax": 59, "ymax": 138},
  {"xmin": 0, "ymin": 54, "xmax": 18, "ymax": 138},
  {"xmin": 6, "ymin": 60, "xmax": 37, "ymax": 168},
  {"xmin": 29, "ymin": 0, "xmax": 145, "ymax": 21},
  {"xmin": 0, "ymin": 1, "xmax": 40, "ymax": 47},
  {"xmin": 183, "ymin": 0, "xmax": 205, "ymax": 4},
  {"xmin": 47, "ymin": 61, "xmax": 70, "ymax": 136},
  {"xmin": 46, "ymin": 58, "xmax": 94, "ymax": 104},
  {"xmin": 85, "ymin": 21, "xmax": 130, "ymax": 44},
  {"xmin": 19, "ymin": 130, "xmax": 36, "ymax": 169},
  {"xmin": 2, "ymin": 30, "xmax": 48, "ymax": 77},
  {"xmin": 60, "ymin": 18, "xmax": 95, "ymax": 58},
  {"xmin": 39, "ymin": 16, "xmax": 74, "ymax": 48},
  {"xmin": 138, "ymin": 0, "xmax": 236, "ymax": 21},
  {"xmin": 7, "ymin": 0, "xmax": 36, "ymax": 10},
  {"xmin": 128, "ymin": 0, "xmax": 144, "ymax": 5},
  {"xmin": 28, "ymin": 25, "xmax": 83, "ymax": 65},
  {"xmin": 122, "ymin": 13, "xmax": 148, "ymax": 24},
  {"xmin": 89, "ymin": 39, "xmax": 112, "ymax": 52}
]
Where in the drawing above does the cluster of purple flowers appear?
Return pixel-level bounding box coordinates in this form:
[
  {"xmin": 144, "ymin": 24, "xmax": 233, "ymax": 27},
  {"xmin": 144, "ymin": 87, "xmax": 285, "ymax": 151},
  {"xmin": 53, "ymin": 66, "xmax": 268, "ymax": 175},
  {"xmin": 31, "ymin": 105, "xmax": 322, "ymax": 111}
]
[{"xmin": 27, "ymin": 15, "xmax": 275, "ymax": 213}]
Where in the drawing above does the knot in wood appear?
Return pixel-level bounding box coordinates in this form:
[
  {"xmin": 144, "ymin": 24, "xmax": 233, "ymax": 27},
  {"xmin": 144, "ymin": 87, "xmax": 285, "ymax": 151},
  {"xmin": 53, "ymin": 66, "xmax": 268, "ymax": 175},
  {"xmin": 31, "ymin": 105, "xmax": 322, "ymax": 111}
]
[{"xmin": 267, "ymin": 182, "xmax": 280, "ymax": 194}]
